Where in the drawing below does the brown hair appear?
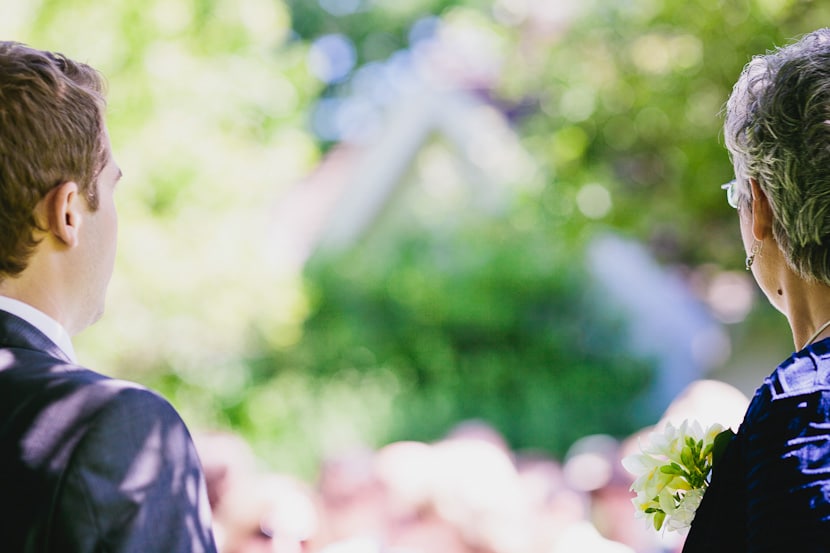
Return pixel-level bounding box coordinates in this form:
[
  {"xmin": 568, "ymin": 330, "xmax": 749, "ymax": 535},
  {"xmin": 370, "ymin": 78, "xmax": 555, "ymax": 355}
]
[{"xmin": 0, "ymin": 42, "xmax": 108, "ymax": 278}]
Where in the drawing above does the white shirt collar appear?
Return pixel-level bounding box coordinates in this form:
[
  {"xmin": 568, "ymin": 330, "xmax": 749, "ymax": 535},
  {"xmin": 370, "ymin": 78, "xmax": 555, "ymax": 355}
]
[{"xmin": 0, "ymin": 296, "xmax": 77, "ymax": 363}]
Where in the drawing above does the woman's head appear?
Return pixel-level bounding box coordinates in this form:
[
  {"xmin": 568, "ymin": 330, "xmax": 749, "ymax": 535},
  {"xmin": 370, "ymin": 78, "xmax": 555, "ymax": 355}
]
[{"xmin": 725, "ymin": 28, "xmax": 830, "ymax": 285}]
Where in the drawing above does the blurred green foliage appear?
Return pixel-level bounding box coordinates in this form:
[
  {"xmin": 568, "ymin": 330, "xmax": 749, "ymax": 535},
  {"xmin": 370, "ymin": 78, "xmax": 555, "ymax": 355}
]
[
  {"xmin": 286, "ymin": 219, "xmax": 653, "ymax": 456},
  {"xmin": 520, "ymin": 0, "xmax": 824, "ymax": 268},
  {"xmin": 2, "ymin": 0, "xmax": 825, "ymax": 473}
]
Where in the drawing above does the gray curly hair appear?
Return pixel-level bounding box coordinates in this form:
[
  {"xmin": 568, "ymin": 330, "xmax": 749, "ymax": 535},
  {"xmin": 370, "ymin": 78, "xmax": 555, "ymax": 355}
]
[{"xmin": 724, "ymin": 28, "xmax": 830, "ymax": 284}]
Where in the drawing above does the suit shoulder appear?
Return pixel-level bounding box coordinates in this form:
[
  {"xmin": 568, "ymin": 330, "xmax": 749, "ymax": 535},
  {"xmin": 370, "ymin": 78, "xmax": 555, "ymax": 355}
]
[
  {"xmin": 80, "ymin": 377, "xmax": 184, "ymax": 428},
  {"xmin": 0, "ymin": 347, "xmax": 170, "ymax": 407}
]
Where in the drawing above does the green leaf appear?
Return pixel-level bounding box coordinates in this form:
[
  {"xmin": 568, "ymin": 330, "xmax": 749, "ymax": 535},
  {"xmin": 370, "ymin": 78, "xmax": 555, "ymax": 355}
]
[
  {"xmin": 653, "ymin": 510, "xmax": 666, "ymax": 531},
  {"xmin": 681, "ymin": 445, "xmax": 694, "ymax": 468},
  {"xmin": 660, "ymin": 463, "xmax": 684, "ymax": 475},
  {"xmin": 712, "ymin": 428, "xmax": 736, "ymax": 469}
]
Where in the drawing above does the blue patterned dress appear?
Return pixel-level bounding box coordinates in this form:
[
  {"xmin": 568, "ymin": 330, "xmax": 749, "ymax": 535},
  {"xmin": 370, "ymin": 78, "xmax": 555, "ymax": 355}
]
[{"xmin": 683, "ymin": 338, "xmax": 830, "ymax": 552}]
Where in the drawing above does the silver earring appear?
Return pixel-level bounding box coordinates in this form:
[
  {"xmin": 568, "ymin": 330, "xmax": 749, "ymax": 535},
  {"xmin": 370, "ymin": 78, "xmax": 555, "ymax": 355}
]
[{"xmin": 746, "ymin": 240, "xmax": 761, "ymax": 270}]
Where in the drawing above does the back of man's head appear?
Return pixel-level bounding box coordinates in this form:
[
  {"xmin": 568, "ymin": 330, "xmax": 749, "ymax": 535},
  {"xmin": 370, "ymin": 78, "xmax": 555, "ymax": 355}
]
[{"xmin": 0, "ymin": 42, "xmax": 107, "ymax": 279}]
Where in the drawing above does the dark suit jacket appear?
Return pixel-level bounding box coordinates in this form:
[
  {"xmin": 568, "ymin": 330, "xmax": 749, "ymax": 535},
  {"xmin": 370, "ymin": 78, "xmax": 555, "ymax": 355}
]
[
  {"xmin": 0, "ymin": 310, "xmax": 218, "ymax": 552},
  {"xmin": 683, "ymin": 339, "xmax": 830, "ymax": 552}
]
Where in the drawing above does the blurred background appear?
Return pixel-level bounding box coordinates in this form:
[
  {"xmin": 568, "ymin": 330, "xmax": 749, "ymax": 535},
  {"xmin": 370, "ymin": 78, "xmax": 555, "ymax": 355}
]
[{"xmin": 2, "ymin": 0, "xmax": 827, "ymax": 551}]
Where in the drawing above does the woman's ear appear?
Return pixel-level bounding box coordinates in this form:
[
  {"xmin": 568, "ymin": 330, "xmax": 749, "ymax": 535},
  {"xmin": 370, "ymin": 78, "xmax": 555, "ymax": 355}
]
[
  {"xmin": 42, "ymin": 181, "xmax": 83, "ymax": 248},
  {"xmin": 749, "ymin": 178, "xmax": 774, "ymax": 241}
]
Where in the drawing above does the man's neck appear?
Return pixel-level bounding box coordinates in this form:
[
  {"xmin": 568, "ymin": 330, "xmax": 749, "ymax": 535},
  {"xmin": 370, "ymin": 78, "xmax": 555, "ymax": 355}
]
[
  {"xmin": 0, "ymin": 295, "xmax": 78, "ymax": 362},
  {"xmin": 0, "ymin": 250, "xmax": 76, "ymax": 335}
]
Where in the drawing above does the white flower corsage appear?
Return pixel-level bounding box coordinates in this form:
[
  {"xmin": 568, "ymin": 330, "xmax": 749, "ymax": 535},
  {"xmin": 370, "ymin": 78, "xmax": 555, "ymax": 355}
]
[{"xmin": 621, "ymin": 420, "xmax": 734, "ymax": 533}]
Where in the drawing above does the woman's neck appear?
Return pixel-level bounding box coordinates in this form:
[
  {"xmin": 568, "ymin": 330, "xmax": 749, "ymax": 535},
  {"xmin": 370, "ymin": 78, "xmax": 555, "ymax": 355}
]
[{"xmin": 780, "ymin": 275, "xmax": 830, "ymax": 350}]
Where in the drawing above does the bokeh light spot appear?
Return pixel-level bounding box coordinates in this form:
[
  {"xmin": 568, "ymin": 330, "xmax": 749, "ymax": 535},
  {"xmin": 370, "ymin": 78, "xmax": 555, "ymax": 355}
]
[
  {"xmin": 576, "ymin": 183, "xmax": 612, "ymax": 219},
  {"xmin": 551, "ymin": 126, "xmax": 589, "ymax": 165},
  {"xmin": 308, "ymin": 34, "xmax": 357, "ymax": 83},
  {"xmin": 318, "ymin": 0, "xmax": 363, "ymax": 16}
]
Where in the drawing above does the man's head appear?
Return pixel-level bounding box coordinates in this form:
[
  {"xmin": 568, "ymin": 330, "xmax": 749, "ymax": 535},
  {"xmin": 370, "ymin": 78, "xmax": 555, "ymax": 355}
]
[
  {"xmin": 724, "ymin": 28, "xmax": 830, "ymax": 284},
  {"xmin": 0, "ymin": 42, "xmax": 120, "ymax": 334},
  {"xmin": 0, "ymin": 41, "xmax": 109, "ymax": 278}
]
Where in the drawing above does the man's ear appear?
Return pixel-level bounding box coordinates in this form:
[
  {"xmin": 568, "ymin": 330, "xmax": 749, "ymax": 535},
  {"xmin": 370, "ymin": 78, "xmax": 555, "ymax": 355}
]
[
  {"xmin": 749, "ymin": 178, "xmax": 774, "ymax": 241},
  {"xmin": 42, "ymin": 181, "xmax": 83, "ymax": 248}
]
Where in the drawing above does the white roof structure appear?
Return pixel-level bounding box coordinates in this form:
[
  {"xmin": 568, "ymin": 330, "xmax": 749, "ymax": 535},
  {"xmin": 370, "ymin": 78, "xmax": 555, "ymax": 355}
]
[{"xmin": 269, "ymin": 79, "xmax": 536, "ymax": 270}]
